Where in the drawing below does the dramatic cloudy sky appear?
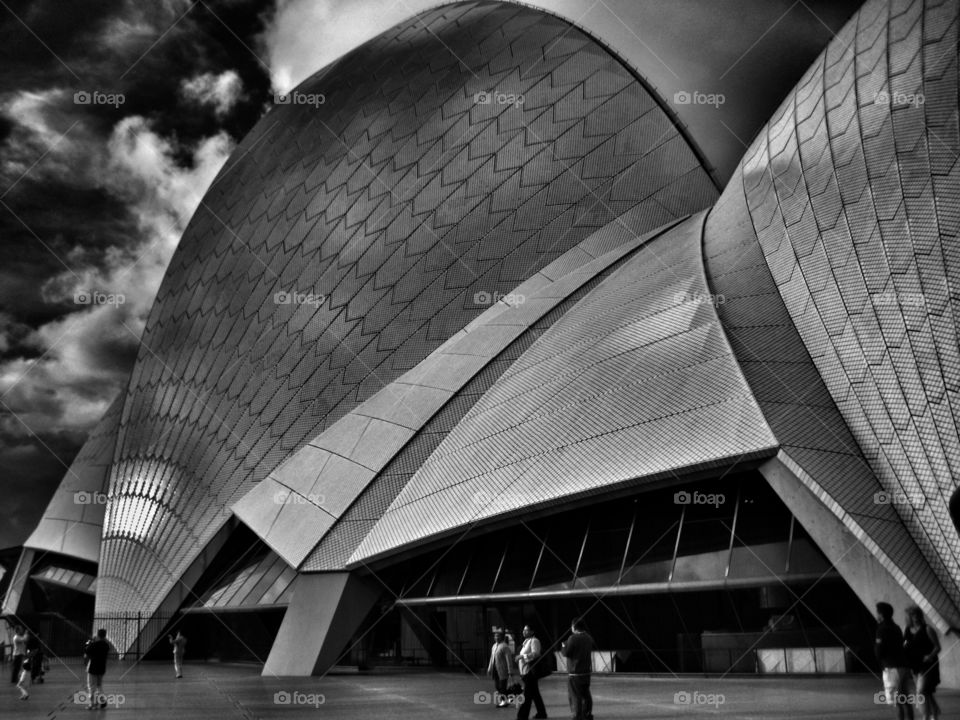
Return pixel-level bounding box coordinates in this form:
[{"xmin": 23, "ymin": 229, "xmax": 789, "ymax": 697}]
[{"xmin": 0, "ymin": 0, "xmax": 860, "ymax": 550}]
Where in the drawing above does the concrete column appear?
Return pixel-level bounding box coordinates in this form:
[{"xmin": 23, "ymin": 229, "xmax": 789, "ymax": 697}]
[
  {"xmin": 1, "ymin": 548, "xmax": 34, "ymax": 616},
  {"xmin": 263, "ymin": 571, "xmax": 380, "ymax": 676},
  {"xmin": 760, "ymin": 453, "xmax": 960, "ymax": 688}
]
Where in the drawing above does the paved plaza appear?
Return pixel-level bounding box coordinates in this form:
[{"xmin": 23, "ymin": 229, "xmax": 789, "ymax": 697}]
[{"xmin": 2, "ymin": 661, "xmax": 955, "ymax": 719}]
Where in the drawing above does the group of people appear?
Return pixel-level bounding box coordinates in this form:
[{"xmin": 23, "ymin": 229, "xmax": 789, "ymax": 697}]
[
  {"xmin": 875, "ymin": 602, "xmax": 942, "ymax": 720},
  {"xmin": 486, "ymin": 618, "xmax": 595, "ymax": 720},
  {"xmin": 81, "ymin": 628, "xmax": 187, "ymax": 709},
  {"xmin": 9, "ymin": 625, "xmax": 45, "ymax": 700},
  {"xmin": 7, "ymin": 624, "xmax": 186, "ymax": 708}
]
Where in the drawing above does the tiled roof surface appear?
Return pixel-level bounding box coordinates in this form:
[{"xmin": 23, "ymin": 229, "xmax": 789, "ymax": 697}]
[
  {"xmin": 353, "ymin": 213, "xmax": 777, "ymax": 562},
  {"xmin": 94, "ymin": 1, "xmax": 716, "ymax": 617},
  {"xmin": 726, "ymin": 0, "xmax": 960, "ymax": 611}
]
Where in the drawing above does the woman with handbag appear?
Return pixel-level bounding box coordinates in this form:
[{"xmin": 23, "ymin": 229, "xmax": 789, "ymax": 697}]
[{"xmin": 516, "ymin": 624, "xmax": 548, "ymax": 720}]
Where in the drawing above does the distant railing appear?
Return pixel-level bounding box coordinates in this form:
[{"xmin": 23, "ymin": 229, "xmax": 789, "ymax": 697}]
[{"xmin": 8, "ymin": 612, "xmax": 175, "ymax": 663}]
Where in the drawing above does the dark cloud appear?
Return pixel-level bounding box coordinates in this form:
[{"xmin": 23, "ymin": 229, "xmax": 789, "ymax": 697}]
[
  {"xmin": 0, "ymin": 0, "xmax": 272, "ymax": 548},
  {"xmin": 0, "ymin": 432, "xmax": 84, "ymax": 549},
  {"xmin": 0, "ymin": 0, "xmax": 862, "ymax": 553},
  {"xmin": 0, "ymin": 0, "xmax": 127, "ymax": 92}
]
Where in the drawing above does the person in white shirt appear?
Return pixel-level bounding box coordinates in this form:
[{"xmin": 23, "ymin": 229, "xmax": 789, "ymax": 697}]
[
  {"xmin": 516, "ymin": 624, "xmax": 548, "ymax": 719},
  {"xmin": 487, "ymin": 628, "xmax": 517, "ymax": 708},
  {"xmin": 169, "ymin": 631, "xmax": 187, "ymax": 678},
  {"xmin": 10, "ymin": 627, "xmax": 27, "ymax": 685},
  {"xmin": 16, "ymin": 647, "xmax": 32, "ymax": 700}
]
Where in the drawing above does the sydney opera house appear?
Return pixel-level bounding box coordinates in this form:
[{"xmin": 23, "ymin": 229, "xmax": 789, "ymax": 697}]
[{"xmin": 6, "ymin": 0, "xmax": 960, "ymax": 684}]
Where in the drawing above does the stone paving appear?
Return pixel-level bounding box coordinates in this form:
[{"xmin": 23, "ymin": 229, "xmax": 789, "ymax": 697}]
[{"xmin": 2, "ymin": 660, "xmax": 956, "ymax": 719}]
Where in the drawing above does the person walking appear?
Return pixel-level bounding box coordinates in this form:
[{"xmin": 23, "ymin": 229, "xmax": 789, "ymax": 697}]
[
  {"xmin": 904, "ymin": 606, "xmax": 941, "ymax": 720},
  {"xmin": 487, "ymin": 628, "xmax": 517, "ymax": 708},
  {"xmin": 10, "ymin": 626, "xmax": 27, "ymax": 683},
  {"xmin": 15, "ymin": 647, "xmax": 32, "ymax": 700},
  {"xmin": 84, "ymin": 629, "xmax": 110, "ymax": 710},
  {"xmin": 561, "ymin": 618, "xmax": 594, "ymax": 720},
  {"xmin": 27, "ymin": 632, "xmax": 44, "ymax": 684},
  {"xmin": 516, "ymin": 624, "xmax": 548, "ymax": 720},
  {"xmin": 169, "ymin": 631, "xmax": 187, "ymax": 678},
  {"xmin": 876, "ymin": 602, "xmax": 914, "ymax": 720}
]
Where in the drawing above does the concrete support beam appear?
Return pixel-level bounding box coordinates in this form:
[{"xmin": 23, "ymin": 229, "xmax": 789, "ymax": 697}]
[
  {"xmin": 2, "ymin": 548, "xmax": 34, "ymax": 617},
  {"xmin": 760, "ymin": 453, "xmax": 960, "ymax": 688},
  {"xmin": 263, "ymin": 572, "xmax": 379, "ymax": 676}
]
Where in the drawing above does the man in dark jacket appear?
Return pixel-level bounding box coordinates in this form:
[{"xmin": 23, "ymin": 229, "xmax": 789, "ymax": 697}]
[
  {"xmin": 27, "ymin": 633, "xmax": 44, "ymax": 683},
  {"xmin": 84, "ymin": 629, "xmax": 110, "ymax": 710},
  {"xmin": 875, "ymin": 602, "xmax": 914, "ymax": 719},
  {"xmin": 561, "ymin": 618, "xmax": 594, "ymax": 720}
]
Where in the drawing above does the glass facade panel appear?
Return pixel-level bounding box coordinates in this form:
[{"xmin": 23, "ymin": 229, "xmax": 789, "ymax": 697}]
[
  {"xmin": 530, "ymin": 517, "xmax": 590, "ymax": 588},
  {"xmin": 577, "ymin": 501, "xmax": 635, "ymax": 579},
  {"xmin": 492, "ymin": 527, "xmax": 542, "ymax": 592}
]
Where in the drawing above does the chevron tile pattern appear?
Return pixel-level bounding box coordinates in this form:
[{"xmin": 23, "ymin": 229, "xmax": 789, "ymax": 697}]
[
  {"xmin": 704, "ymin": 163, "xmax": 957, "ymax": 623},
  {"xmin": 296, "ymin": 211, "xmax": 687, "ymax": 571},
  {"xmin": 94, "ymin": 1, "xmax": 717, "ymax": 620},
  {"xmin": 23, "ymin": 395, "xmax": 123, "ymax": 565},
  {"xmin": 353, "ymin": 213, "xmax": 778, "ymax": 562},
  {"xmin": 734, "ymin": 0, "xmax": 960, "ymax": 608}
]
